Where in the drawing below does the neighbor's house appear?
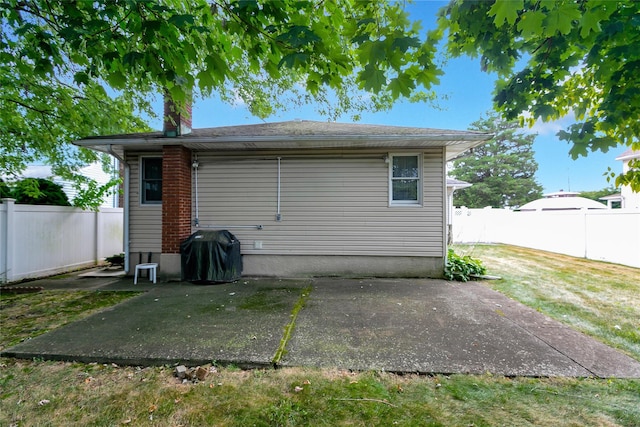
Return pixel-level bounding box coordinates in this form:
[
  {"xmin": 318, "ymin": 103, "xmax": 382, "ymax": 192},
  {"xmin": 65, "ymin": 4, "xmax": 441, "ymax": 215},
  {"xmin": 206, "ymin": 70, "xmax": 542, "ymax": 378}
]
[
  {"xmin": 517, "ymin": 190, "xmax": 608, "ymax": 211},
  {"xmin": 616, "ymin": 149, "xmax": 640, "ymax": 209},
  {"xmin": 74, "ymin": 102, "xmax": 491, "ymax": 279},
  {"xmin": 445, "ymin": 178, "xmax": 472, "ymax": 244}
]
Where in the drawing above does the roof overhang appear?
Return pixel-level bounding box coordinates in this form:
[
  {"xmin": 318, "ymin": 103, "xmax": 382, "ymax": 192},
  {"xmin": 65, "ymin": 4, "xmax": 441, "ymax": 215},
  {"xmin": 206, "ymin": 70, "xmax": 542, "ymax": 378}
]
[
  {"xmin": 615, "ymin": 149, "xmax": 640, "ymax": 162},
  {"xmin": 446, "ymin": 178, "xmax": 472, "ymax": 191},
  {"xmin": 74, "ymin": 121, "xmax": 492, "ymax": 161},
  {"xmin": 599, "ymin": 193, "xmax": 622, "ymax": 202}
]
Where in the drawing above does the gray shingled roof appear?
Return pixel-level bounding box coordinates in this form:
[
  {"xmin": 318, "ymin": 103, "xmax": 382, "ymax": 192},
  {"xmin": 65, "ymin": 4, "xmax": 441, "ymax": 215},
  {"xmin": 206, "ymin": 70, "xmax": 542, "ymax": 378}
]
[{"xmin": 75, "ymin": 120, "xmax": 492, "ymax": 161}]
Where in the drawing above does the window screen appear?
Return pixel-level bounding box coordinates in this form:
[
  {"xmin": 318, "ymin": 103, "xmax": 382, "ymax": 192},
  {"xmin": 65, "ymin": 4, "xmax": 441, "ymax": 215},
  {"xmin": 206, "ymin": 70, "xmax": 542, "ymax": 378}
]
[{"xmin": 390, "ymin": 154, "xmax": 421, "ymax": 205}]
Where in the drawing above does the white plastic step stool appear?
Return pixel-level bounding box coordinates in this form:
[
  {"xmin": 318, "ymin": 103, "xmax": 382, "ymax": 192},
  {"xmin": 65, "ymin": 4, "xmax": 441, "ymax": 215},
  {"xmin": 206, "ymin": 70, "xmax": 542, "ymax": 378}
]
[{"xmin": 134, "ymin": 263, "xmax": 158, "ymax": 284}]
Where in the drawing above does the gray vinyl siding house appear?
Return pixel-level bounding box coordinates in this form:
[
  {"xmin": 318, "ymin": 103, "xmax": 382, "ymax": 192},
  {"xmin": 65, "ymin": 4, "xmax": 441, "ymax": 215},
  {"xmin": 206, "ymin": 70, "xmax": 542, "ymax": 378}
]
[{"xmin": 77, "ymin": 120, "xmax": 491, "ymax": 279}]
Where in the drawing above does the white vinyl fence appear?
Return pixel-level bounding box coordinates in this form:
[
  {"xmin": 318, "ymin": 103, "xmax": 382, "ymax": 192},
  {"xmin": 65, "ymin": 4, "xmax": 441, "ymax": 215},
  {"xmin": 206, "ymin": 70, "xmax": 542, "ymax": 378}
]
[
  {"xmin": 0, "ymin": 198, "xmax": 123, "ymax": 283},
  {"xmin": 452, "ymin": 207, "xmax": 640, "ymax": 269}
]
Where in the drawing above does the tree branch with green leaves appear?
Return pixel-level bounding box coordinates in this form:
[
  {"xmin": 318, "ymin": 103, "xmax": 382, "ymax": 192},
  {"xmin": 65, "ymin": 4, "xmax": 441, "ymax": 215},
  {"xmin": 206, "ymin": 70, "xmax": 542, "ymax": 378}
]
[
  {"xmin": 5, "ymin": 0, "xmax": 637, "ymax": 210},
  {"xmin": 1, "ymin": 0, "xmax": 444, "ymax": 208},
  {"xmin": 438, "ymin": 0, "xmax": 640, "ymax": 191}
]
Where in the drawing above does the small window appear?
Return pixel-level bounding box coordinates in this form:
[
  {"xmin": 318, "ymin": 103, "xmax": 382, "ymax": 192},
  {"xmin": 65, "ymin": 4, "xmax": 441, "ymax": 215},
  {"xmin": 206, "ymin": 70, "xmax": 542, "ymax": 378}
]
[
  {"xmin": 141, "ymin": 157, "xmax": 162, "ymax": 204},
  {"xmin": 389, "ymin": 154, "xmax": 422, "ymax": 206}
]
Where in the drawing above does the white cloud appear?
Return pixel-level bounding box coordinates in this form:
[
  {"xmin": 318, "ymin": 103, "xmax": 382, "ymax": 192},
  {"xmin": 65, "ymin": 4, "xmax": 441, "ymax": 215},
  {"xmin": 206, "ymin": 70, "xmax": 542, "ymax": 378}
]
[
  {"xmin": 520, "ymin": 111, "xmax": 576, "ymax": 136},
  {"xmin": 230, "ymin": 89, "xmax": 248, "ymax": 108}
]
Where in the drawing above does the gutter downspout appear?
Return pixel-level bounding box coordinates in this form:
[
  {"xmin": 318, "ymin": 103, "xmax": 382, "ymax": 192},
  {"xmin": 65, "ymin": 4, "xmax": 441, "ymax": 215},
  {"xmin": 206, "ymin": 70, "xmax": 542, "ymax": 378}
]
[
  {"xmin": 107, "ymin": 145, "xmax": 130, "ymax": 274},
  {"xmin": 276, "ymin": 157, "xmax": 282, "ymax": 221},
  {"xmin": 193, "ymin": 154, "xmax": 199, "ymax": 227}
]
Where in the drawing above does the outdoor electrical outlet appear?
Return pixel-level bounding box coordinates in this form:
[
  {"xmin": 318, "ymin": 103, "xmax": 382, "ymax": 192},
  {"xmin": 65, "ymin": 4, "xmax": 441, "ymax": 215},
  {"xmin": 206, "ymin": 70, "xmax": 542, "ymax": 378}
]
[
  {"xmin": 254, "ymin": 241, "xmax": 263, "ymax": 249},
  {"xmin": 276, "ymin": 213, "xmax": 282, "ymax": 221}
]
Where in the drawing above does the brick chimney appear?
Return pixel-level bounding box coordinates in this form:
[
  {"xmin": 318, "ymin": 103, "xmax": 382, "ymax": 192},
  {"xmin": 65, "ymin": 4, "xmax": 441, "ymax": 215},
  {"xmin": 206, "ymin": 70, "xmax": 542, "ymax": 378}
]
[
  {"xmin": 163, "ymin": 92, "xmax": 192, "ymax": 137},
  {"xmin": 160, "ymin": 89, "xmax": 193, "ymax": 279}
]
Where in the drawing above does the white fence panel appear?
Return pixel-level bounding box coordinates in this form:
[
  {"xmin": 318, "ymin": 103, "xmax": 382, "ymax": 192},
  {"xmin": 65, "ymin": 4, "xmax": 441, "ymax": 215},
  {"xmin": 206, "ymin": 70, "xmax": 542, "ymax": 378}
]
[
  {"xmin": 0, "ymin": 206, "xmax": 6, "ymax": 279},
  {"xmin": 584, "ymin": 210, "xmax": 640, "ymax": 267},
  {"xmin": 452, "ymin": 207, "xmax": 640, "ymax": 268},
  {"xmin": 97, "ymin": 208, "xmax": 125, "ymax": 259},
  {"xmin": 1, "ymin": 199, "xmax": 123, "ymax": 283}
]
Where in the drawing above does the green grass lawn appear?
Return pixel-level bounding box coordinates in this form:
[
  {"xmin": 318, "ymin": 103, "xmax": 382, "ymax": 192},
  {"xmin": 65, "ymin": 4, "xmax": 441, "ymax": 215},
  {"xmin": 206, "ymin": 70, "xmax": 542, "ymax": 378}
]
[
  {"xmin": 1, "ymin": 246, "xmax": 639, "ymax": 426},
  {"xmin": 453, "ymin": 244, "xmax": 640, "ymax": 361},
  {"xmin": 0, "ymin": 290, "xmax": 141, "ymax": 351},
  {"xmin": 1, "ymin": 360, "xmax": 638, "ymax": 427}
]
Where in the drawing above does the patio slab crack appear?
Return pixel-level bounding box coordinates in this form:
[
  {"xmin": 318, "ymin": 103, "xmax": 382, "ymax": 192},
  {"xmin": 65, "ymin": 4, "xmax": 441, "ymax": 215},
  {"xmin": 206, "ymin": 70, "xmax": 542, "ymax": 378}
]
[{"xmin": 272, "ymin": 285, "xmax": 313, "ymax": 367}]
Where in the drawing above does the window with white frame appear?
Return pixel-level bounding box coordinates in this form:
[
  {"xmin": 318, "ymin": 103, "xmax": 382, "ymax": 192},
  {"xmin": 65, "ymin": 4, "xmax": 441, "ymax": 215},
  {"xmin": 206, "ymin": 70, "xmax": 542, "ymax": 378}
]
[
  {"xmin": 389, "ymin": 154, "xmax": 422, "ymax": 206},
  {"xmin": 141, "ymin": 157, "xmax": 162, "ymax": 204}
]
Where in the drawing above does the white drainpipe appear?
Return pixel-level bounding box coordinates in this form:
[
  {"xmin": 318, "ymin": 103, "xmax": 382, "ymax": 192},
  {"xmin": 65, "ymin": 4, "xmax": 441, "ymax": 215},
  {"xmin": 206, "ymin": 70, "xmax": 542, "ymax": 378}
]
[
  {"xmin": 107, "ymin": 145, "xmax": 130, "ymax": 274},
  {"xmin": 276, "ymin": 157, "xmax": 282, "ymax": 221},
  {"xmin": 193, "ymin": 154, "xmax": 199, "ymax": 227}
]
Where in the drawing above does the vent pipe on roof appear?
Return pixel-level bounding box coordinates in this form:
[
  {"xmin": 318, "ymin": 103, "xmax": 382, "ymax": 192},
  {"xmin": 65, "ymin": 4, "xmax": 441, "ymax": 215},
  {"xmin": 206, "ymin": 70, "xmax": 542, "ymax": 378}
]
[{"xmin": 163, "ymin": 90, "xmax": 192, "ymax": 137}]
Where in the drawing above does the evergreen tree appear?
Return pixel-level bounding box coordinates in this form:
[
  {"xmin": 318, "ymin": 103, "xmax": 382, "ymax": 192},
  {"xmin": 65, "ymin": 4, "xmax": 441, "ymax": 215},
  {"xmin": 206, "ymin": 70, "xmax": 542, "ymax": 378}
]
[{"xmin": 451, "ymin": 113, "xmax": 543, "ymax": 208}]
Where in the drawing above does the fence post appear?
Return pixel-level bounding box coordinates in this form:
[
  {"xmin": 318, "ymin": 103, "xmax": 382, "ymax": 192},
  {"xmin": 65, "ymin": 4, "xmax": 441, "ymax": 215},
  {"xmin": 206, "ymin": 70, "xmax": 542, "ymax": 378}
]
[
  {"xmin": 95, "ymin": 210, "xmax": 102, "ymax": 263},
  {"xmin": 1, "ymin": 198, "xmax": 16, "ymax": 284}
]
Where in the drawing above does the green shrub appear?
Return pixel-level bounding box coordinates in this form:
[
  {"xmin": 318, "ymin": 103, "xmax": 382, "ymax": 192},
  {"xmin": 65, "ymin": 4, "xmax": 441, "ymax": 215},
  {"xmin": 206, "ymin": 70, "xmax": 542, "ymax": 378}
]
[
  {"xmin": 0, "ymin": 178, "xmax": 12, "ymax": 199},
  {"xmin": 12, "ymin": 178, "xmax": 71, "ymax": 206},
  {"xmin": 105, "ymin": 253, "xmax": 125, "ymax": 266},
  {"xmin": 444, "ymin": 249, "xmax": 486, "ymax": 281}
]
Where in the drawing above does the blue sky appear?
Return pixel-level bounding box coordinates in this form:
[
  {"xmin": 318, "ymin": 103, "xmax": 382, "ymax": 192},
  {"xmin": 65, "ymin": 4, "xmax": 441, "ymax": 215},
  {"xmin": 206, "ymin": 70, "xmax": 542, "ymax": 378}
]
[{"xmin": 146, "ymin": 0, "xmax": 623, "ymax": 193}]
